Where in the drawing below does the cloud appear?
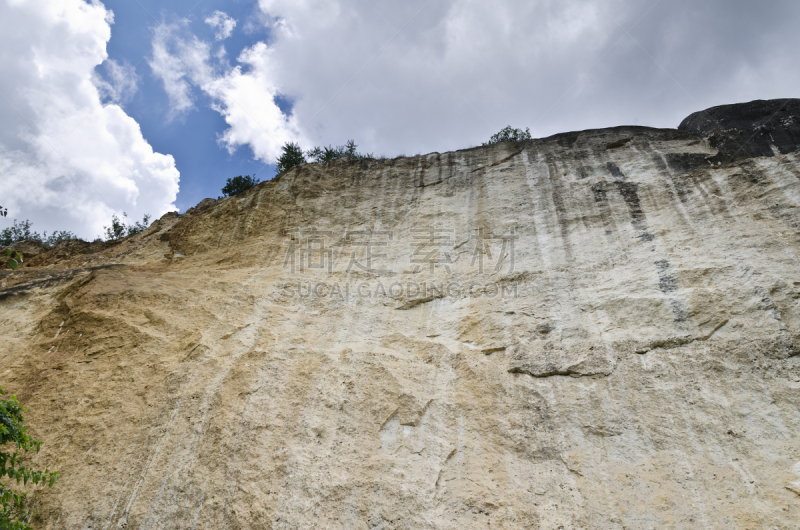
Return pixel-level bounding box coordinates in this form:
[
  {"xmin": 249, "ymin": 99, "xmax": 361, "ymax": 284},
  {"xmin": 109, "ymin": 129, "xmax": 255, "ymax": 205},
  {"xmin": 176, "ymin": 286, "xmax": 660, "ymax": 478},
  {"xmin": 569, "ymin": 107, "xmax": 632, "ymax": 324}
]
[
  {"xmin": 151, "ymin": 0, "xmax": 800, "ymax": 166},
  {"xmin": 205, "ymin": 10, "xmax": 236, "ymax": 41},
  {"xmin": 248, "ymin": 0, "xmax": 800, "ymax": 154},
  {"xmin": 93, "ymin": 58, "xmax": 139, "ymax": 104},
  {"xmin": 149, "ymin": 22, "xmax": 210, "ymax": 117},
  {"xmin": 0, "ymin": 0, "xmax": 179, "ymax": 239},
  {"xmin": 149, "ymin": 22, "xmax": 302, "ymax": 161}
]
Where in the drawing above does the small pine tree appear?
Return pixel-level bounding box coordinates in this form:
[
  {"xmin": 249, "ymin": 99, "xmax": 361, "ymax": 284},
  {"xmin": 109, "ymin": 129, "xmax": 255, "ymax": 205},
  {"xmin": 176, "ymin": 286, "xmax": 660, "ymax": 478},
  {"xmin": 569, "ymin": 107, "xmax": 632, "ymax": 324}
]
[
  {"xmin": 344, "ymin": 139, "xmax": 357, "ymax": 158},
  {"xmin": 275, "ymin": 143, "xmax": 306, "ymax": 175},
  {"xmin": 221, "ymin": 175, "xmax": 260, "ymax": 197},
  {"xmin": 483, "ymin": 126, "xmax": 532, "ymax": 145},
  {"xmin": 305, "ymin": 146, "xmax": 324, "ymax": 162},
  {"xmin": 305, "ymin": 140, "xmax": 373, "ymax": 163}
]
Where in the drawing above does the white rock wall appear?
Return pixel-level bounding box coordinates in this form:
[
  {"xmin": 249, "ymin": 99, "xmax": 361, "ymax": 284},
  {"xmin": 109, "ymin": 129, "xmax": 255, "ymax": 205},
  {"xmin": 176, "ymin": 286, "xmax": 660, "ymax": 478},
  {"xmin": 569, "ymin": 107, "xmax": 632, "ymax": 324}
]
[{"xmin": 1, "ymin": 126, "xmax": 799, "ymax": 529}]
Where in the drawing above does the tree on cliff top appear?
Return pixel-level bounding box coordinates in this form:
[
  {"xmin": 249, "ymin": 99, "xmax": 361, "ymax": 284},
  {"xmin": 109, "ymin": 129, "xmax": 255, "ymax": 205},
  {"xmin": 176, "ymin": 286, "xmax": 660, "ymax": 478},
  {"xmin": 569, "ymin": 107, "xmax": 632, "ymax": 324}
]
[
  {"xmin": 306, "ymin": 139, "xmax": 374, "ymax": 163},
  {"xmin": 221, "ymin": 175, "xmax": 260, "ymax": 197},
  {"xmin": 275, "ymin": 143, "xmax": 306, "ymax": 175},
  {"xmin": 103, "ymin": 213, "xmax": 151, "ymax": 241},
  {"xmin": 1, "ymin": 386, "xmax": 58, "ymax": 529},
  {"xmin": 0, "ymin": 219, "xmax": 76, "ymax": 249},
  {"xmin": 483, "ymin": 126, "xmax": 532, "ymax": 145},
  {"xmin": 275, "ymin": 140, "xmax": 374, "ymax": 176}
]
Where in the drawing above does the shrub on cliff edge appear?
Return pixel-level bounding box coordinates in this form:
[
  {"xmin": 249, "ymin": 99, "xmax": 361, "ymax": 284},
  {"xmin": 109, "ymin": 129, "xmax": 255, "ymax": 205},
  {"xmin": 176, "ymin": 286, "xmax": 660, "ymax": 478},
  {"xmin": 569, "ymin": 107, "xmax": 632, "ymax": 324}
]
[
  {"xmin": 103, "ymin": 213, "xmax": 151, "ymax": 241},
  {"xmin": 483, "ymin": 126, "xmax": 532, "ymax": 145},
  {"xmin": 1, "ymin": 220, "xmax": 76, "ymax": 248},
  {"xmin": 221, "ymin": 175, "xmax": 260, "ymax": 197},
  {"xmin": 275, "ymin": 143, "xmax": 306, "ymax": 175}
]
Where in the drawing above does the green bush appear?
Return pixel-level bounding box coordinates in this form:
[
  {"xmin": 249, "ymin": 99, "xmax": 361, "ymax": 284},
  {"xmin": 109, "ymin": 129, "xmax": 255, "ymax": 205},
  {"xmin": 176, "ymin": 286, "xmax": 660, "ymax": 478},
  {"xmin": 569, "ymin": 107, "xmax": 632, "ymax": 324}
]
[
  {"xmin": 103, "ymin": 213, "xmax": 151, "ymax": 241},
  {"xmin": 305, "ymin": 145, "xmax": 339, "ymax": 164},
  {"xmin": 0, "ymin": 220, "xmax": 36, "ymax": 247},
  {"xmin": 104, "ymin": 214, "xmax": 126, "ymax": 241},
  {"xmin": 483, "ymin": 126, "xmax": 532, "ymax": 145},
  {"xmin": 0, "ymin": 220, "xmax": 76, "ymax": 248},
  {"xmin": 125, "ymin": 214, "xmax": 151, "ymax": 237},
  {"xmin": 1, "ymin": 386, "xmax": 59, "ymax": 530},
  {"xmin": 306, "ymin": 140, "xmax": 373, "ymax": 163},
  {"xmin": 221, "ymin": 175, "xmax": 260, "ymax": 197},
  {"xmin": 275, "ymin": 139, "xmax": 373, "ymax": 176},
  {"xmin": 275, "ymin": 143, "xmax": 306, "ymax": 175},
  {"xmin": 0, "ymin": 213, "xmax": 73, "ymax": 269}
]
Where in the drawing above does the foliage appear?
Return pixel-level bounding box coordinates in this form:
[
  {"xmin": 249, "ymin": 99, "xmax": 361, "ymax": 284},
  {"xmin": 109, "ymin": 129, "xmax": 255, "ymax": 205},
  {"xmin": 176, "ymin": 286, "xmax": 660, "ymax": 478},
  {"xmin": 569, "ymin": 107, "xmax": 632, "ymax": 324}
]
[
  {"xmin": 42, "ymin": 231, "xmax": 78, "ymax": 246},
  {"xmin": 0, "ymin": 386, "xmax": 58, "ymax": 530},
  {"xmin": 1, "ymin": 249, "xmax": 23, "ymax": 271},
  {"xmin": 306, "ymin": 140, "xmax": 373, "ymax": 163},
  {"xmin": 104, "ymin": 214, "xmax": 126, "ymax": 240},
  {"xmin": 304, "ymin": 146, "xmax": 333, "ymax": 163},
  {"xmin": 274, "ymin": 139, "xmax": 374, "ymax": 176},
  {"xmin": 0, "ymin": 220, "xmax": 76, "ymax": 249},
  {"xmin": 221, "ymin": 175, "xmax": 260, "ymax": 197},
  {"xmin": 125, "ymin": 214, "xmax": 151, "ymax": 237},
  {"xmin": 103, "ymin": 213, "xmax": 151, "ymax": 241},
  {"xmin": 0, "ymin": 210, "xmax": 23, "ymax": 270},
  {"xmin": 0, "ymin": 221, "xmax": 36, "ymax": 248},
  {"xmin": 275, "ymin": 142, "xmax": 307, "ymax": 175},
  {"xmin": 483, "ymin": 126, "xmax": 532, "ymax": 145}
]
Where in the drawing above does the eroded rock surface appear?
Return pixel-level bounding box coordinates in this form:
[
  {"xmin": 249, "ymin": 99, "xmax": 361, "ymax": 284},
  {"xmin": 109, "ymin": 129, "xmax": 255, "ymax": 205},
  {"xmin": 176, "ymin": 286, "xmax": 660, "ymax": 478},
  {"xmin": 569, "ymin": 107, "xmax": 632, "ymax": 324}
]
[
  {"xmin": 679, "ymin": 98, "xmax": 800, "ymax": 161},
  {"xmin": 2, "ymin": 101, "xmax": 800, "ymax": 529}
]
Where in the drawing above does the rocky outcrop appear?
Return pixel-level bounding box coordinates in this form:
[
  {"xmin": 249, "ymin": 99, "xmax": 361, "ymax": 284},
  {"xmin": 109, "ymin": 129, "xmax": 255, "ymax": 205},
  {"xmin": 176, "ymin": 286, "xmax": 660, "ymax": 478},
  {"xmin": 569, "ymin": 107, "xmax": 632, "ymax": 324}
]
[
  {"xmin": 679, "ymin": 98, "xmax": 800, "ymax": 161},
  {"xmin": 2, "ymin": 101, "xmax": 800, "ymax": 528}
]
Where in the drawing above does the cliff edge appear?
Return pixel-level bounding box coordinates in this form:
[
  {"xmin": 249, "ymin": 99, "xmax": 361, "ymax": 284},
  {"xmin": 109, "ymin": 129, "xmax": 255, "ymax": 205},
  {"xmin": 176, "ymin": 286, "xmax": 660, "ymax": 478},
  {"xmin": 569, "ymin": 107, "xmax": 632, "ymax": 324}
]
[{"xmin": 679, "ymin": 98, "xmax": 800, "ymax": 161}]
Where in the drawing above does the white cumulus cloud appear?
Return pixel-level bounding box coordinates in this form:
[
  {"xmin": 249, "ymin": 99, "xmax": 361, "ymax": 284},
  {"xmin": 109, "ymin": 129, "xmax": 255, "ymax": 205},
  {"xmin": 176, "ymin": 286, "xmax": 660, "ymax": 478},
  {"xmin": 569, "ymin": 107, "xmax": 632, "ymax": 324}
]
[
  {"xmin": 205, "ymin": 10, "xmax": 236, "ymax": 41},
  {"xmin": 151, "ymin": 0, "xmax": 800, "ymax": 167},
  {"xmin": 93, "ymin": 58, "xmax": 139, "ymax": 104},
  {"xmin": 149, "ymin": 22, "xmax": 210, "ymax": 117},
  {"xmin": 149, "ymin": 22, "xmax": 303, "ymax": 161},
  {"xmin": 0, "ymin": 0, "xmax": 179, "ymax": 239}
]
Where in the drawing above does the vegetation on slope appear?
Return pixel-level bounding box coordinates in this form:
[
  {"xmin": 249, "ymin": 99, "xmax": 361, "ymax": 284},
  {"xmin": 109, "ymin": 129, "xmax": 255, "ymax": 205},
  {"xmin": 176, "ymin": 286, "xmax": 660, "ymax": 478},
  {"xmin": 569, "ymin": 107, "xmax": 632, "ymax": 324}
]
[{"xmin": 1, "ymin": 387, "xmax": 58, "ymax": 530}]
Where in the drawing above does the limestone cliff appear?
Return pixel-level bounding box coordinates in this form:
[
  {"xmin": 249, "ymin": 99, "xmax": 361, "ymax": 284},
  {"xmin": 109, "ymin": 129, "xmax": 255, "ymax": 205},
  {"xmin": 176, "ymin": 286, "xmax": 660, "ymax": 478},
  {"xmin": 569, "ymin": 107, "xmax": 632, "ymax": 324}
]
[{"xmin": 2, "ymin": 100, "xmax": 800, "ymax": 529}]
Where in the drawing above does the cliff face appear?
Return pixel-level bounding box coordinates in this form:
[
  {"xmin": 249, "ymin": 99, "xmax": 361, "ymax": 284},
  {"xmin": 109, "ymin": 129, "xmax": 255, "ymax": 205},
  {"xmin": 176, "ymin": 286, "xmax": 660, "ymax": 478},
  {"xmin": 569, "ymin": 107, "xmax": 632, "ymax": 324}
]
[{"xmin": 2, "ymin": 101, "xmax": 800, "ymax": 529}]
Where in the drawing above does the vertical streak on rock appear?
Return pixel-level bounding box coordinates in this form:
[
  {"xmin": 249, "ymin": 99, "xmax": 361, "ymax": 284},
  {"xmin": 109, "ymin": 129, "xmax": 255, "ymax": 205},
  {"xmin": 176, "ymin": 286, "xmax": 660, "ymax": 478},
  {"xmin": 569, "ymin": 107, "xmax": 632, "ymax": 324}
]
[
  {"xmin": 228, "ymin": 217, "xmax": 241, "ymax": 247},
  {"xmin": 520, "ymin": 149, "xmax": 553, "ymax": 271},
  {"xmin": 590, "ymin": 182, "xmax": 617, "ymax": 241},
  {"xmin": 546, "ymin": 157, "xmax": 573, "ymax": 264}
]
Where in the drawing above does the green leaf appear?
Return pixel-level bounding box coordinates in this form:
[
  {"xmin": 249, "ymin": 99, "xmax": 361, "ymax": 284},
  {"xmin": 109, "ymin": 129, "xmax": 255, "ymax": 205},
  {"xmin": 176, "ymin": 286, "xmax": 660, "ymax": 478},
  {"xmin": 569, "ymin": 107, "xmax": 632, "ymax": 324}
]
[
  {"xmin": 7, "ymin": 258, "xmax": 18, "ymax": 270},
  {"xmin": 1, "ymin": 388, "xmax": 58, "ymax": 529}
]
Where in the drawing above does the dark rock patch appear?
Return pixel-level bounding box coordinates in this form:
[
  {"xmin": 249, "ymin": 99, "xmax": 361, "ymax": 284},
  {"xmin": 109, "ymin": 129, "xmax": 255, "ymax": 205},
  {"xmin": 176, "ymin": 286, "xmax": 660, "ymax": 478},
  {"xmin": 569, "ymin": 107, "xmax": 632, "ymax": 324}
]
[{"xmin": 679, "ymin": 98, "xmax": 800, "ymax": 161}]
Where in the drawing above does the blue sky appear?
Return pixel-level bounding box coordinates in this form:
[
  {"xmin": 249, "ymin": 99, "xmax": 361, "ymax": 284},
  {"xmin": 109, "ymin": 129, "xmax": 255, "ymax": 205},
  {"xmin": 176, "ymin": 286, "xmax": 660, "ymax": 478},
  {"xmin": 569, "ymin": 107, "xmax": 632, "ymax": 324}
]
[
  {"xmin": 1, "ymin": 0, "xmax": 799, "ymax": 239},
  {"xmin": 101, "ymin": 0, "xmax": 273, "ymax": 211}
]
